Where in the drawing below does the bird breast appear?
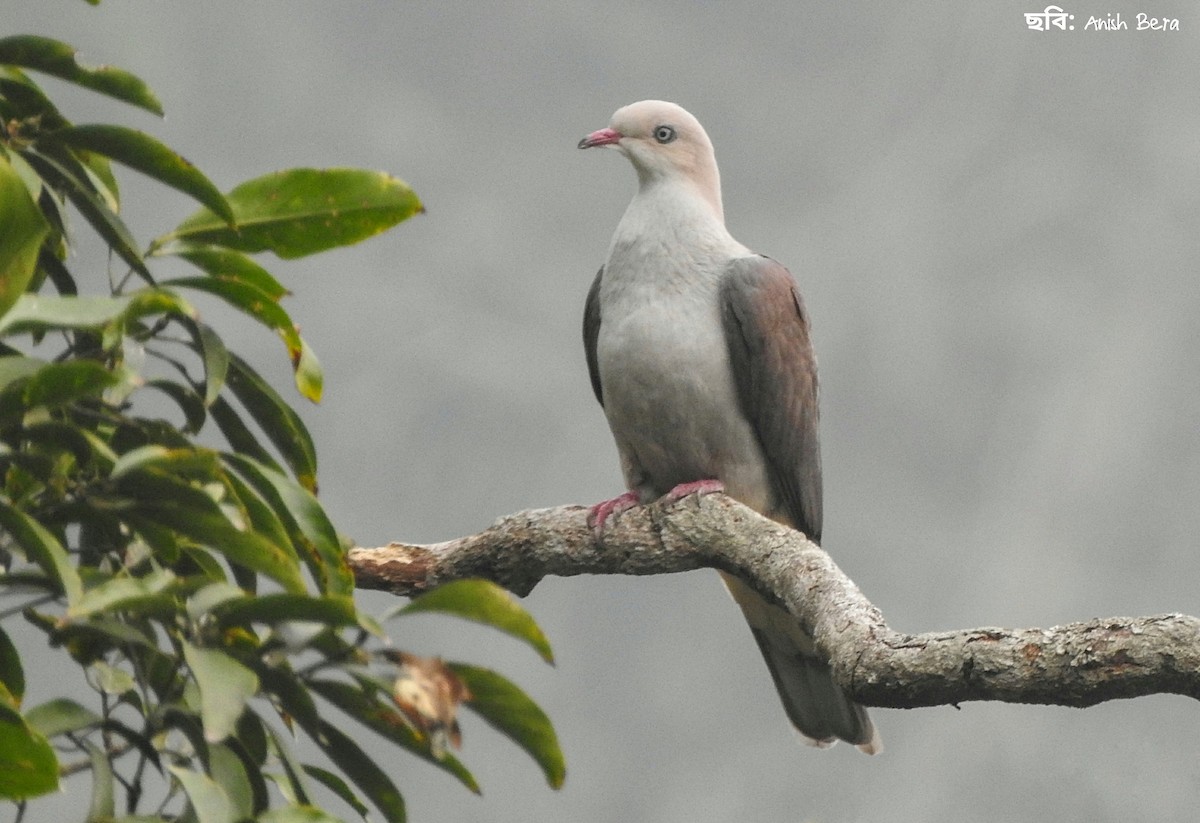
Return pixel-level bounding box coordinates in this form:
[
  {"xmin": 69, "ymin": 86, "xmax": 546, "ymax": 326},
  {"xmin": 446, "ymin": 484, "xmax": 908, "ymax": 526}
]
[{"xmin": 596, "ymin": 261, "xmax": 773, "ymax": 509}]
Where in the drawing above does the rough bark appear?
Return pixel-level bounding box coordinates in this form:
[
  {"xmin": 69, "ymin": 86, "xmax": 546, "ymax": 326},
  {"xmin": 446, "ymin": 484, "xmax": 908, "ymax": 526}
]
[{"xmin": 348, "ymin": 493, "xmax": 1200, "ymax": 710}]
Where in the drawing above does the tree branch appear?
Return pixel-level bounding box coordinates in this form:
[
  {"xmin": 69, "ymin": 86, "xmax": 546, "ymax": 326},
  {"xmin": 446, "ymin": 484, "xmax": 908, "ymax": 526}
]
[{"xmin": 348, "ymin": 493, "xmax": 1200, "ymax": 710}]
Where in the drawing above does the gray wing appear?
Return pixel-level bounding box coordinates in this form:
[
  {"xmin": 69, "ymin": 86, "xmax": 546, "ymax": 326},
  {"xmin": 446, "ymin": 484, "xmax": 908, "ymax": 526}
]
[
  {"xmin": 719, "ymin": 257, "xmax": 880, "ymax": 751},
  {"xmin": 583, "ymin": 266, "xmax": 605, "ymax": 407},
  {"xmin": 719, "ymin": 255, "xmax": 822, "ymax": 544}
]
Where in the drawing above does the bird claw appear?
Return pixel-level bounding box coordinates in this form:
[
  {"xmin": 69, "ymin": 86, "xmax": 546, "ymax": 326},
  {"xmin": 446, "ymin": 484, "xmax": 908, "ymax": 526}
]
[
  {"xmin": 663, "ymin": 478, "xmax": 725, "ymax": 502},
  {"xmin": 587, "ymin": 491, "xmax": 641, "ymax": 536},
  {"xmin": 588, "ymin": 480, "xmax": 723, "ymax": 539}
]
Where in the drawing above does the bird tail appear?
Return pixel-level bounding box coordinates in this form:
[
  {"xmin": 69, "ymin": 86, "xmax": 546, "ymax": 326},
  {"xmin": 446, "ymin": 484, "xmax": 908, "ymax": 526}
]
[{"xmin": 719, "ymin": 573, "xmax": 881, "ymax": 754}]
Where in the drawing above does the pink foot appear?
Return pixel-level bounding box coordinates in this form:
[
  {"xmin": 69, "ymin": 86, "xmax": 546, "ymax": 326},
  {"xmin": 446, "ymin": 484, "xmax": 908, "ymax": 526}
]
[
  {"xmin": 663, "ymin": 478, "xmax": 725, "ymax": 503},
  {"xmin": 587, "ymin": 491, "xmax": 641, "ymax": 535}
]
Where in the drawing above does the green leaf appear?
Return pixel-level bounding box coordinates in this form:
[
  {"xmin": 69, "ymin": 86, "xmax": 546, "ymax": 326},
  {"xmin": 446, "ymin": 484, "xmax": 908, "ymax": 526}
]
[
  {"xmin": 17, "ymin": 359, "xmax": 118, "ymax": 410},
  {"xmin": 0, "ymin": 294, "xmax": 126, "ymax": 336},
  {"xmin": 308, "ymin": 678, "xmax": 479, "ymax": 794},
  {"xmin": 115, "ymin": 467, "xmax": 306, "ymax": 594},
  {"xmin": 82, "ymin": 739, "xmax": 116, "ymax": 822},
  {"xmin": 209, "ymin": 593, "xmax": 356, "ymax": 629},
  {"xmin": 24, "ymin": 697, "xmax": 102, "ymax": 738},
  {"xmin": 0, "ymin": 36, "xmax": 163, "ymax": 115},
  {"xmin": 0, "ymin": 289, "xmax": 195, "ymax": 337},
  {"xmin": 203, "ymin": 513, "xmax": 309, "ymax": 596},
  {"xmin": 166, "ymin": 243, "xmax": 289, "ymax": 301},
  {"xmin": 209, "ymin": 742, "xmax": 259, "ymax": 820},
  {"xmin": 293, "ymin": 337, "xmax": 322, "ymax": 403},
  {"xmin": 225, "ymin": 353, "xmax": 317, "ymax": 488},
  {"xmin": 186, "ymin": 581, "xmax": 246, "ymax": 620},
  {"xmin": 49, "ymin": 125, "xmax": 233, "ymax": 224},
  {"xmin": 450, "ymin": 663, "xmax": 565, "ymax": 789},
  {"xmin": 313, "ymin": 720, "xmax": 406, "ymax": 823},
  {"xmin": 0, "ymin": 68, "xmax": 70, "ymax": 130},
  {"xmin": 0, "ymin": 153, "xmax": 51, "ymax": 320},
  {"xmin": 78, "ymin": 146, "xmax": 120, "ymax": 212},
  {"xmin": 67, "ymin": 567, "xmax": 179, "ymax": 619},
  {"xmin": 108, "ymin": 443, "xmax": 219, "ymax": 480},
  {"xmin": 169, "ymin": 765, "xmax": 235, "ymax": 823},
  {"xmin": 258, "ymin": 710, "xmax": 314, "ymax": 806},
  {"xmin": 33, "ymin": 245, "xmax": 73, "ymax": 295},
  {"xmin": 179, "ymin": 317, "xmax": 230, "ymax": 407},
  {"xmin": 253, "ymin": 663, "xmax": 322, "ymax": 735},
  {"xmin": 160, "ymin": 168, "xmax": 423, "ymax": 259},
  {"xmin": 221, "ymin": 469, "xmax": 296, "ymax": 564},
  {"xmin": 19, "ymin": 148, "xmax": 152, "ymax": 282},
  {"xmin": 235, "ymin": 709, "xmax": 269, "ymax": 767},
  {"xmin": 90, "ymin": 660, "xmax": 137, "ymax": 695},
  {"xmin": 163, "ymin": 278, "xmax": 294, "ymax": 343},
  {"xmin": 162, "ymin": 704, "xmax": 210, "ymax": 763},
  {"xmin": 37, "ymin": 247, "xmax": 78, "ymax": 296},
  {"xmin": 182, "ymin": 641, "xmax": 260, "ymax": 744},
  {"xmin": 0, "ymin": 703, "xmax": 59, "ymax": 799},
  {"xmin": 179, "ymin": 544, "xmax": 230, "ymax": 585},
  {"xmin": 0, "ymin": 355, "xmax": 43, "ymax": 391},
  {"xmin": 0, "ymin": 499, "xmax": 84, "ymax": 604},
  {"xmin": 0, "ymin": 625, "xmax": 24, "ymax": 706},
  {"xmin": 0, "ymin": 360, "xmax": 103, "ymax": 428},
  {"xmin": 257, "ymin": 806, "xmax": 348, "ymax": 823},
  {"xmin": 224, "ymin": 455, "xmax": 351, "ymax": 597},
  {"xmin": 389, "ymin": 579, "xmax": 554, "ymax": 664},
  {"xmin": 163, "ymin": 276, "xmax": 322, "ymax": 401},
  {"xmin": 145, "ymin": 378, "xmax": 207, "ymax": 432},
  {"xmin": 23, "ymin": 614, "xmax": 159, "ymax": 666},
  {"xmin": 22, "ymin": 419, "xmax": 101, "ymax": 466},
  {"xmin": 302, "ymin": 765, "xmax": 370, "ymax": 820},
  {"xmin": 208, "ymin": 396, "xmax": 280, "ymax": 471}
]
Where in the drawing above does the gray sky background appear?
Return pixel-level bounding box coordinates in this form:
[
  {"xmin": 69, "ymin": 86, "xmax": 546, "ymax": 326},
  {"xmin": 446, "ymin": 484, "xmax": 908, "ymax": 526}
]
[{"xmin": 5, "ymin": 1, "xmax": 1200, "ymax": 821}]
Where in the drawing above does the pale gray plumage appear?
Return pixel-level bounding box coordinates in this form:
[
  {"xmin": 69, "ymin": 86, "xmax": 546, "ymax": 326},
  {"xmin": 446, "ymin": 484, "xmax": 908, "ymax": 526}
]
[{"xmin": 579, "ymin": 100, "xmax": 880, "ymax": 753}]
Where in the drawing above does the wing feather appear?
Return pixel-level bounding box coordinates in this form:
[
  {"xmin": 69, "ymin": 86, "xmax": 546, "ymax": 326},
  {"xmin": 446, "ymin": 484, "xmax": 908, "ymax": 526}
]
[
  {"xmin": 719, "ymin": 256, "xmax": 822, "ymax": 543},
  {"xmin": 583, "ymin": 266, "xmax": 605, "ymax": 407}
]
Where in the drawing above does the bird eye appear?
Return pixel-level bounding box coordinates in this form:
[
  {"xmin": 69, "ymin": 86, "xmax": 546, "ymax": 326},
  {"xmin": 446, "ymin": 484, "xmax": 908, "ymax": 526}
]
[{"xmin": 653, "ymin": 125, "xmax": 677, "ymax": 144}]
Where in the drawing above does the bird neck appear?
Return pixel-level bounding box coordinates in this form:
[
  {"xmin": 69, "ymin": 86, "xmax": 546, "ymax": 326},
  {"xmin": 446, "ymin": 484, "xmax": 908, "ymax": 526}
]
[
  {"xmin": 607, "ymin": 177, "xmax": 746, "ymax": 289},
  {"xmin": 632, "ymin": 163, "xmax": 725, "ymax": 226},
  {"xmin": 620, "ymin": 175, "xmax": 729, "ymax": 245}
]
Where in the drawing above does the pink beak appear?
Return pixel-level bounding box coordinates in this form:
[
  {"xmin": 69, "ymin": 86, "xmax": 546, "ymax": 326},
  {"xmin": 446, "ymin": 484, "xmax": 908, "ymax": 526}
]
[{"xmin": 578, "ymin": 127, "xmax": 622, "ymax": 149}]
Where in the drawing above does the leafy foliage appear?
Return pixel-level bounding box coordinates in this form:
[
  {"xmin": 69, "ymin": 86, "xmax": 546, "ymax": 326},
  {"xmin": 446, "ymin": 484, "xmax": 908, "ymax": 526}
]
[{"xmin": 0, "ymin": 31, "xmax": 561, "ymax": 822}]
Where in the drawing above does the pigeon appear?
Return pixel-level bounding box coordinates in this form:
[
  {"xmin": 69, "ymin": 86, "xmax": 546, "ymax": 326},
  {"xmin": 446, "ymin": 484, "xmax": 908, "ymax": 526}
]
[{"xmin": 579, "ymin": 100, "xmax": 879, "ymax": 753}]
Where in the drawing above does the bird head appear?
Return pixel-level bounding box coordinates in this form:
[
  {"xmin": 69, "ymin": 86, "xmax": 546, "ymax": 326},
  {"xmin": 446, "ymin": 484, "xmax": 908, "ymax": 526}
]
[{"xmin": 579, "ymin": 100, "xmax": 723, "ymax": 216}]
